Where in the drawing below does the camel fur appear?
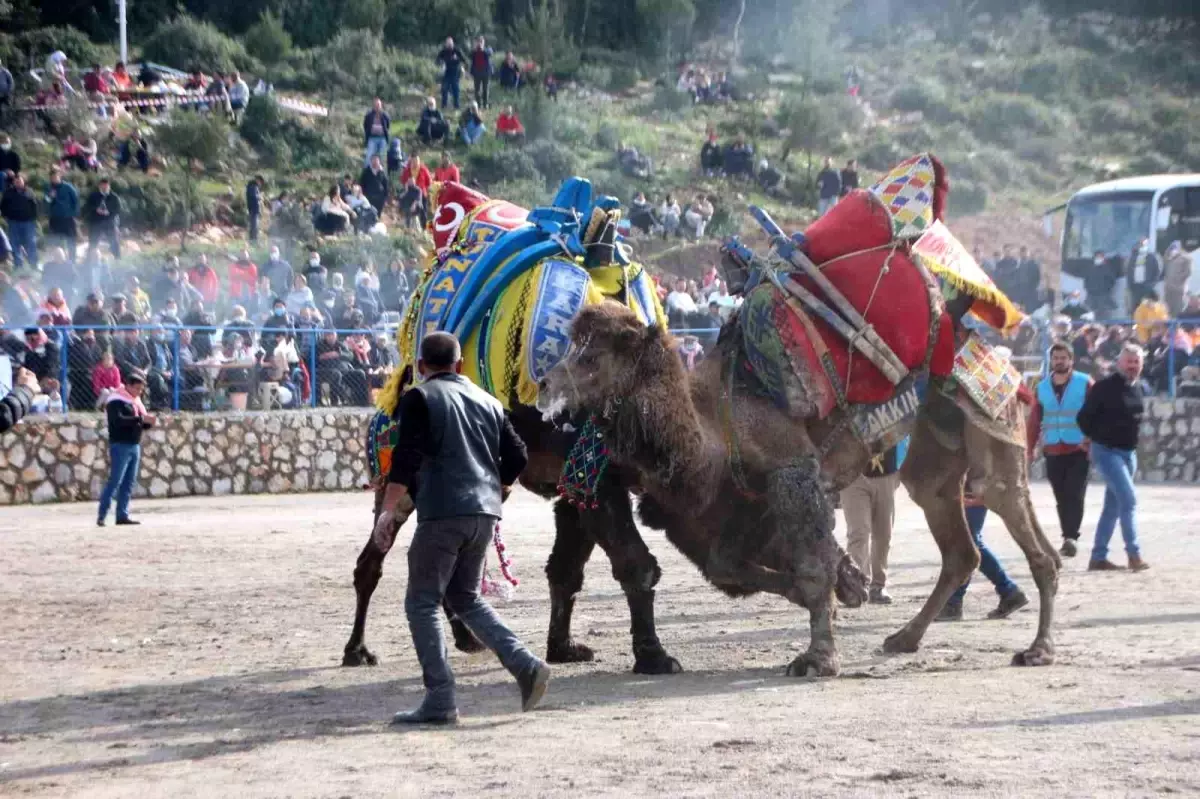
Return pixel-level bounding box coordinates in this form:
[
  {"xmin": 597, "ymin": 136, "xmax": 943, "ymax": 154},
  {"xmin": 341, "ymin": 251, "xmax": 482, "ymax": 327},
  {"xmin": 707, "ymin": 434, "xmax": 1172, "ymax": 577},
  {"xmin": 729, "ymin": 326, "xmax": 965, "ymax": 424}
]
[{"xmin": 538, "ymin": 301, "xmax": 1061, "ymax": 676}]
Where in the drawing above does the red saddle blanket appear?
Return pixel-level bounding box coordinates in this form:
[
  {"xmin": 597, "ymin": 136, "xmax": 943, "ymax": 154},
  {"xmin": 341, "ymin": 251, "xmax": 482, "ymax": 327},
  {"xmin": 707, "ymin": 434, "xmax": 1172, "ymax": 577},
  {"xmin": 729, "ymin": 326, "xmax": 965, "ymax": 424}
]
[{"xmin": 742, "ymin": 191, "xmax": 955, "ymax": 417}]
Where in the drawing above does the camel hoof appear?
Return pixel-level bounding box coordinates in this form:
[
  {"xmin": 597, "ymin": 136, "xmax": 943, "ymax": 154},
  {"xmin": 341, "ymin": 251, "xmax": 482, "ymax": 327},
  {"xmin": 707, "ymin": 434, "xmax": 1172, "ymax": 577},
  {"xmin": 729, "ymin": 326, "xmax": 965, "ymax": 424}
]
[
  {"xmin": 881, "ymin": 630, "xmax": 920, "ymax": 655},
  {"xmin": 546, "ymin": 639, "xmax": 595, "ymax": 664},
  {"xmin": 342, "ymin": 645, "xmax": 378, "ymax": 667},
  {"xmin": 451, "ymin": 621, "xmax": 487, "ymax": 654},
  {"xmin": 785, "ymin": 653, "xmax": 840, "ymax": 678},
  {"xmin": 633, "ymin": 652, "xmax": 683, "ymax": 675},
  {"xmin": 835, "ymin": 555, "xmax": 869, "ymax": 608},
  {"xmin": 1012, "ymin": 647, "xmax": 1055, "ymax": 667}
]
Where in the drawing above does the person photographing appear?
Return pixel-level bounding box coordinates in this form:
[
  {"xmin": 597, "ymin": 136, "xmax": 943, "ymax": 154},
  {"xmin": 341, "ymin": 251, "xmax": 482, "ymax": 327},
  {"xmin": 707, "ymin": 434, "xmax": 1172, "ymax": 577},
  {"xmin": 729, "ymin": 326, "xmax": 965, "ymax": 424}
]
[
  {"xmin": 1, "ymin": 367, "xmax": 38, "ymax": 433},
  {"xmin": 373, "ymin": 331, "xmax": 550, "ymax": 724}
]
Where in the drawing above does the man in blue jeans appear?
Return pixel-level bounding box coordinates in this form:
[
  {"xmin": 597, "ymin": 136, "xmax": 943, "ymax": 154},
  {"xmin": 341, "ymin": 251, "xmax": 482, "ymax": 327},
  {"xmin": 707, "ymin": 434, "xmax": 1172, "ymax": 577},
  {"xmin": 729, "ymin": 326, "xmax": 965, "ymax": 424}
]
[
  {"xmin": 936, "ymin": 495, "xmax": 1030, "ymax": 621},
  {"xmin": 435, "ymin": 37, "xmax": 467, "ymax": 111},
  {"xmin": 373, "ymin": 331, "xmax": 550, "ymax": 724},
  {"xmin": 1, "ymin": 174, "xmax": 39, "ymax": 270},
  {"xmin": 1077, "ymin": 343, "xmax": 1149, "ymax": 571},
  {"xmin": 98, "ymin": 370, "xmax": 157, "ymax": 526}
]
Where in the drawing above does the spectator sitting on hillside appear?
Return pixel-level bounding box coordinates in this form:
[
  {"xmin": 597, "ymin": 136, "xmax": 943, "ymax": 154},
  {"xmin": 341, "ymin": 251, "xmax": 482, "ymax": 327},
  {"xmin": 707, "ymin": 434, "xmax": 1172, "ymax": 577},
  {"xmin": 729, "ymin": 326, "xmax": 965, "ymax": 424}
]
[
  {"xmin": 683, "ymin": 194, "xmax": 714, "ymax": 239},
  {"xmin": 839, "ymin": 159, "xmax": 859, "ymax": 196},
  {"xmin": 399, "ymin": 154, "xmax": 432, "ymax": 230},
  {"xmin": 61, "ymin": 136, "xmax": 100, "ymax": 172},
  {"xmin": 248, "ymin": 275, "xmax": 275, "ymax": 321},
  {"xmin": 700, "ymin": 131, "xmax": 722, "ymax": 176},
  {"xmin": 1133, "ymin": 290, "xmax": 1169, "ymax": 345},
  {"xmin": 228, "ymin": 72, "xmax": 250, "ymax": 120},
  {"xmin": 659, "ymin": 194, "xmax": 681, "ymax": 239},
  {"xmin": 362, "ymin": 98, "xmax": 390, "ymax": 167},
  {"xmin": 205, "ymin": 72, "xmax": 230, "ymax": 114},
  {"xmin": 379, "ymin": 259, "xmax": 410, "ymax": 313},
  {"xmin": 417, "ymin": 97, "xmax": 450, "ymax": 145},
  {"xmin": 317, "ymin": 185, "xmax": 354, "ymax": 235},
  {"xmin": 816, "ymin": 156, "xmax": 841, "ymax": 216},
  {"xmin": 359, "ymin": 154, "xmax": 390, "ymax": 216},
  {"xmin": 628, "ymin": 192, "xmax": 657, "ymax": 235},
  {"xmin": 355, "ymin": 273, "xmax": 383, "ymax": 325},
  {"xmin": 40, "ymin": 286, "xmax": 72, "ymax": 327},
  {"xmin": 723, "ymin": 134, "xmax": 754, "ymax": 180},
  {"xmin": 228, "ymin": 248, "xmax": 258, "ymax": 303},
  {"xmin": 125, "ymin": 276, "xmax": 151, "ymax": 320},
  {"xmin": 117, "ymin": 134, "xmax": 150, "ymax": 173},
  {"xmin": 617, "ymin": 141, "xmax": 651, "ymax": 179},
  {"xmin": 665, "ymin": 277, "xmax": 698, "ymax": 324},
  {"xmin": 496, "ymin": 105, "xmax": 525, "ymax": 141},
  {"xmin": 347, "ymin": 185, "xmax": 378, "ymax": 232},
  {"xmin": 434, "ymin": 151, "xmax": 461, "ymax": 183},
  {"xmin": 459, "ymin": 101, "xmax": 487, "ymax": 146},
  {"xmin": 338, "ymin": 174, "xmax": 355, "ymax": 200},
  {"xmin": 544, "ymin": 73, "xmax": 558, "ymax": 100},
  {"xmin": 498, "ymin": 52, "xmax": 521, "ymax": 90},
  {"xmin": 1060, "ymin": 290, "xmax": 1093, "ymax": 321},
  {"xmin": 758, "ymin": 158, "xmax": 785, "ymax": 194},
  {"xmin": 83, "ymin": 63, "xmax": 108, "ymax": 96},
  {"xmin": 91, "ymin": 349, "xmax": 122, "ymax": 405}
]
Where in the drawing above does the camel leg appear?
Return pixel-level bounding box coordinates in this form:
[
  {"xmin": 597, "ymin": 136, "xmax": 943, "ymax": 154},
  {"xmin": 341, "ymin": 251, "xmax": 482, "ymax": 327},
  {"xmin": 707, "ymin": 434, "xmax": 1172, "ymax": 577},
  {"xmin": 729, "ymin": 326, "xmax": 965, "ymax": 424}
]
[
  {"xmin": 765, "ymin": 458, "xmax": 848, "ymax": 677},
  {"xmin": 977, "ymin": 448, "xmax": 1060, "ymax": 667},
  {"xmin": 342, "ymin": 491, "xmax": 483, "ymax": 667},
  {"xmin": 585, "ymin": 480, "xmax": 681, "ymax": 675},
  {"xmin": 883, "ymin": 425, "xmax": 977, "ymax": 654},
  {"xmin": 545, "ymin": 497, "xmax": 599, "ymax": 664}
]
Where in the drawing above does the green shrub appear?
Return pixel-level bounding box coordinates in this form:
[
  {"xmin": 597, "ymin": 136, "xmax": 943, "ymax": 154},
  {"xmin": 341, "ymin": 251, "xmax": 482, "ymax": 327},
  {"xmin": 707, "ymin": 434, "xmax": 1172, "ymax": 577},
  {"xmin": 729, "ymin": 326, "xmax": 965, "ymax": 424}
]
[
  {"xmin": 524, "ymin": 139, "xmax": 578, "ymax": 186},
  {"xmin": 485, "ymin": 179, "xmax": 546, "ymax": 211},
  {"xmin": 466, "ymin": 148, "xmax": 542, "ymax": 186},
  {"xmin": 608, "ymin": 65, "xmax": 641, "ymax": 93},
  {"xmin": 392, "ymin": 50, "xmax": 440, "ymax": 89},
  {"xmin": 1018, "ymin": 55, "xmax": 1072, "ymax": 102},
  {"xmin": 243, "ymin": 12, "xmax": 293, "ymax": 66},
  {"xmin": 140, "ymin": 16, "xmax": 259, "ymax": 74},
  {"xmin": 239, "ymin": 94, "xmax": 349, "ymax": 171},
  {"xmin": 947, "ymin": 180, "xmax": 988, "ymax": 216},
  {"xmin": 650, "ymin": 86, "xmax": 691, "ymax": 113},
  {"xmin": 967, "ymin": 92, "xmax": 1059, "ymax": 148},
  {"xmin": 595, "ymin": 122, "xmax": 621, "ymax": 151},
  {"xmin": 552, "ymin": 115, "xmax": 591, "ymax": 147},
  {"xmin": 889, "ymin": 80, "xmax": 960, "ymax": 124},
  {"xmin": 1015, "ymin": 136, "xmax": 1069, "ymax": 172},
  {"xmin": 0, "ymin": 27, "xmax": 116, "ymax": 72},
  {"xmin": 114, "ymin": 174, "xmax": 217, "ymax": 231},
  {"xmin": 1083, "ymin": 99, "xmax": 1148, "ymax": 135},
  {"xmin": 577, "ymin": 64, "xmax": 613, "ymax": 89}
]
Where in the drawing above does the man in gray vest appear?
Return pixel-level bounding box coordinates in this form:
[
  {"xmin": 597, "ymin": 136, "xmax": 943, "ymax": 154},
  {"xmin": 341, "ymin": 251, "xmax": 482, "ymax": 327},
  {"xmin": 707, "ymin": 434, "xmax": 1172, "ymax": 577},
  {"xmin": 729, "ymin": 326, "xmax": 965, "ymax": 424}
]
[{"xmin": 373, "ymin": 331, "xmax": 549, "ymax": 724}]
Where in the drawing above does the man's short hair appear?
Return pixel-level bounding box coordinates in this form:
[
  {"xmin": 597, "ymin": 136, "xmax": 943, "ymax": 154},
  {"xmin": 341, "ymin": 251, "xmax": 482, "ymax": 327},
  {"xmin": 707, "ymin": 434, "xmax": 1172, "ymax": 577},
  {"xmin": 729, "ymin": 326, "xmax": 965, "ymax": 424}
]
[
  {"xmin": 1121, "ymin": 342, "xmax": 1145, "ymax": 359},
  {"xmin": 420, "ymin": 332, "xmax": 462, "ymax": 370},
  {"xmin": 1048, "ymin": 342, "xmax": 1072, "ymax": 358}
]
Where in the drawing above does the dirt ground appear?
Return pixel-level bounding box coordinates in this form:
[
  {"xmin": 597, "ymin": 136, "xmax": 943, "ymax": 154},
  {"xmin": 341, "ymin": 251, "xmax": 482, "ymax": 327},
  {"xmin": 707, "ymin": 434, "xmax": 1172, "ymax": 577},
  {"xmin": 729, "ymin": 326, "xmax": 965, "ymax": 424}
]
[{"xmin": 2, "ymin": 484, "xmax": 1198, "ymax": 798}]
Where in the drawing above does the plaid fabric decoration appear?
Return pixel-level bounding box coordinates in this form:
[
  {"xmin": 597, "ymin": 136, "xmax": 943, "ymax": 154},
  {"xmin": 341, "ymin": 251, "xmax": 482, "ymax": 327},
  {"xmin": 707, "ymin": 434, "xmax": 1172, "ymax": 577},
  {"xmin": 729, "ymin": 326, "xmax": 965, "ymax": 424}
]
[{"xmin": 869, "ymin": 154, "xmax": 937, "ymax": 239}]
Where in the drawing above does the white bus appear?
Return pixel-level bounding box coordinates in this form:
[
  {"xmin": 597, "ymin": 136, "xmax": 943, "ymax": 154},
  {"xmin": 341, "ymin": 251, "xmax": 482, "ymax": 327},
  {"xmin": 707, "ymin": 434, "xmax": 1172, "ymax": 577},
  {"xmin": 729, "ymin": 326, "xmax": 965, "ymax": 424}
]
[{"xmin": 1054, "ymin": 174, "xmax": 1200, "ymax": 315}]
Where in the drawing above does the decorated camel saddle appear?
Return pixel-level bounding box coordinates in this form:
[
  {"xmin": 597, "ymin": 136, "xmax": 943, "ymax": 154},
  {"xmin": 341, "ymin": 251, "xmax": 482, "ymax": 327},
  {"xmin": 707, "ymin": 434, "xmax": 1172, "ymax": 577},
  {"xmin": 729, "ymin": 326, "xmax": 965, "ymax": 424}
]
[
  {"xmin": 374, "ymin": 178, "xmax": 667, "ymax": 508},
  {"xmin": 722, "ymin": 153, "xmax": 1025, "ymax": 457},
  {"xmin": 378, "ymin": 179, "xmax": 665, "ymax": 413}
]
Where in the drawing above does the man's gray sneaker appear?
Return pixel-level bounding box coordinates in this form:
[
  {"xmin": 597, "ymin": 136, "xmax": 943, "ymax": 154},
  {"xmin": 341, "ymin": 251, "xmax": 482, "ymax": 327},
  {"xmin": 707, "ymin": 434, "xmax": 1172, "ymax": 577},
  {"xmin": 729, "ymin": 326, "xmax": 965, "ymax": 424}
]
[
  {"xmin": 987, "ymin": 588, "xmax": 1030, "ymax": 620},
  {"xmin": 518, "ymin": 661, "xmax": 551, "ymax": 712}
]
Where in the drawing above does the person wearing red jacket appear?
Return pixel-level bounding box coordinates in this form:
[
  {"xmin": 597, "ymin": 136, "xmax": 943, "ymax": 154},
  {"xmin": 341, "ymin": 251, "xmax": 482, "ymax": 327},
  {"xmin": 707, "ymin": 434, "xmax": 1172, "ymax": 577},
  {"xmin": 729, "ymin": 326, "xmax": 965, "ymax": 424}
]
[
  {"xmin": 399, "ymin": 154, "xmax": 432, "ymax": 230},
  {"xmin": 228, "ymin": 248, "xmax": 259, "ymax": 304},
  {"xmin": 433, "ymin": 152, "xmax": 461, "ymax": 184},
  {"xmin": 496, "ymin": 106, "xmax": 524, "ymax": 141},
  {"xmin": 1026, "ymin": 341, "xmax": 1094, "ymax": 558},
  {"xmin": 187, "ymin": 254, "xmax": 221, "ymax": 307}
]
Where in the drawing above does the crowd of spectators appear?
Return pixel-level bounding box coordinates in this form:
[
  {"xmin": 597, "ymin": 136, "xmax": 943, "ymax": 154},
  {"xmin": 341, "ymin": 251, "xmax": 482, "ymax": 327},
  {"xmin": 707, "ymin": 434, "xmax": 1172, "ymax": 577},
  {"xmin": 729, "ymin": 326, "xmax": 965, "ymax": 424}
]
[{"xmin": 0, "ymin": 238, "xmax": 425, "ymax": 414}]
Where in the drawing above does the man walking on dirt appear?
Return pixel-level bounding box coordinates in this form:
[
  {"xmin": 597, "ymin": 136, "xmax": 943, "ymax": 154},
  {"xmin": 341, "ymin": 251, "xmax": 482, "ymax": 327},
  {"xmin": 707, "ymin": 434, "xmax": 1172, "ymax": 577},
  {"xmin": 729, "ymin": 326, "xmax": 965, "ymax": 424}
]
[
  {"xmin": 839, "ymin": 439, "xmax": 905, "ymax": 604},
  {"xmin": 1027, "ymin": 342, "xmax": 1093, "ymax": 557},
  {"xmin": 373, "ymin": 331, "xmax": 550, "ymax": 724}
]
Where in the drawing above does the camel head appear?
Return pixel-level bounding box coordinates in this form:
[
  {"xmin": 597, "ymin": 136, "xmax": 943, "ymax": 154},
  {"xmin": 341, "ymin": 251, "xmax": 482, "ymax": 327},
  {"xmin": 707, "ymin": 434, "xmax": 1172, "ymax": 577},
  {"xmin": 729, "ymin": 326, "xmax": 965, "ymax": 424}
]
[{"xmin": 538, "ymin": 301, "xmax": 681, "ymax": 421}]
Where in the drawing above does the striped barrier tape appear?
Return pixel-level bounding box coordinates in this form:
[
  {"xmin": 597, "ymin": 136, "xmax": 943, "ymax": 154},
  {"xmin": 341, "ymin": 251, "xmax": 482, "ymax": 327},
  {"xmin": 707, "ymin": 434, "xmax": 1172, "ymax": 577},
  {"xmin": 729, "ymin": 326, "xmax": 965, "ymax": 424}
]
[{"xmin": 18, "ymin": 92, "xmax": 328, "ymax": 117}]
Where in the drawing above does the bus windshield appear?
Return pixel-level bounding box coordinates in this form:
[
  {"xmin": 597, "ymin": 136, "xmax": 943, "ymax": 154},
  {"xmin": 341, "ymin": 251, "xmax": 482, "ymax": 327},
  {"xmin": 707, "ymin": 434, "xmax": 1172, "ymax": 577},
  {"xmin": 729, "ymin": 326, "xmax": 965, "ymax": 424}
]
[{"xmin": 1063, "ymin": 191, "xmax": 1154, "ymax": 260}]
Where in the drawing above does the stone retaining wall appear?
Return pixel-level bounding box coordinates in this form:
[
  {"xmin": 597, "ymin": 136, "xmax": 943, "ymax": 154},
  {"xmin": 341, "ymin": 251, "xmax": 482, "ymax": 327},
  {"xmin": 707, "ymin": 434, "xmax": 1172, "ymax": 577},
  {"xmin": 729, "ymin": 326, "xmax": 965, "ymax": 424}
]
[
  {"xmin": 0, "ymin": 408, "xmax": 375, "ymax": 505},
  {"xmin": 3, "ymin": 398, "xmax": 1200, "ymax": 505}
]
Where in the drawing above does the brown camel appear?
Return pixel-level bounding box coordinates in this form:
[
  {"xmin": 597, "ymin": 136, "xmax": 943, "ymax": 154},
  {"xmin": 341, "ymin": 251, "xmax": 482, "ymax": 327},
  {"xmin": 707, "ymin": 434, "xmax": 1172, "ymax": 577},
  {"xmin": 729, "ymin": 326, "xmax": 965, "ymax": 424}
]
[{"xmin": 537, "ymin": 300, "xmax": 1061, "ymax": 677}]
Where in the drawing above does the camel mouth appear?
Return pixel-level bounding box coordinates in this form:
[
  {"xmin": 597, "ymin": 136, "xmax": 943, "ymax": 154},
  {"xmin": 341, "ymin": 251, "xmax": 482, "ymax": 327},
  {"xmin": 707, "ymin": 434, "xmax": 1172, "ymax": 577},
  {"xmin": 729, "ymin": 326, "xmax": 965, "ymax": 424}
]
[{"xmin": 536, "ymin": 390, "xmax": 570, "ymax": 423}]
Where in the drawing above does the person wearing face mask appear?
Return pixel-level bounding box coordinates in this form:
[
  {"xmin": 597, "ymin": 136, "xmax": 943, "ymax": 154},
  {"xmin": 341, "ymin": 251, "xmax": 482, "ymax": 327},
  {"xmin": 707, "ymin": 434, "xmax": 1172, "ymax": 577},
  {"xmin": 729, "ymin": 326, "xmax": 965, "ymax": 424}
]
[
  {"xmin": 261, "ymin": 245, "xmax": 294, "ymax": 300},
  {"xmin": 1076, "ymin": 343, "xmax": 1149, "ymax": 572},
  {"xmin": 1027, "ymin": 343, "xmax": 1094, "ymax": 558},
  {"xmin": 157, "ymin": 298, "xmax": 182, "ymax": 327},
  {"xmin": 83, "ymin": 177, "xmax": 121, "ymax": 258},
  {"xmin": 261, "ymin": 297, "xmax": 295, "ymax": 355},
  {"xmin": 304, "ymin": 251, "xmax": 326, "ymax": 293}
]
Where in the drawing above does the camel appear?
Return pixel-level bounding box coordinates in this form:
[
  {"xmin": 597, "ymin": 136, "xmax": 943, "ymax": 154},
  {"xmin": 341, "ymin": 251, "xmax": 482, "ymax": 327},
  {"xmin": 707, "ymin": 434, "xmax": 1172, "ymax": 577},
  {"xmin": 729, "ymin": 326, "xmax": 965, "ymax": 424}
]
[
  {"xmin": 537, "ymin": 294, "xmax": 1061, "ymax": 676},
  {"xmin": 537, "ymin": 154, "xmax": 1061, "ymax": 676},
  {"xmin": 341, "ymin": 180, "xmax": 687, "ymax": 675}
]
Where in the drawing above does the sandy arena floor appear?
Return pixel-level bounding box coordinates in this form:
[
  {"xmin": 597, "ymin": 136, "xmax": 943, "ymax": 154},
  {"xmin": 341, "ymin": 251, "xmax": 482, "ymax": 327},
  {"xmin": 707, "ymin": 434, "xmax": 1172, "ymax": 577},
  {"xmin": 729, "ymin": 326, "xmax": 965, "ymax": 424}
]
[{"xmin": 1, "ymin": 484, "xmax": 1198, "ymax": 798}]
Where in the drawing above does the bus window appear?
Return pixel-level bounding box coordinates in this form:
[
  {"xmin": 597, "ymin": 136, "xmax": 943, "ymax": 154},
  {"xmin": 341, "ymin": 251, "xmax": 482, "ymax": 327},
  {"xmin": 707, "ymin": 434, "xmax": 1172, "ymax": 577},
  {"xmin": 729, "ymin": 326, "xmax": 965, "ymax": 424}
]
[
  {"xmin": 1063, "ymin": 191, "xmax": 1154, "ymax": 261},
  {"xmin": 1158, "ymin": 187, "xmax": 1200, "ymax": 252}
]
